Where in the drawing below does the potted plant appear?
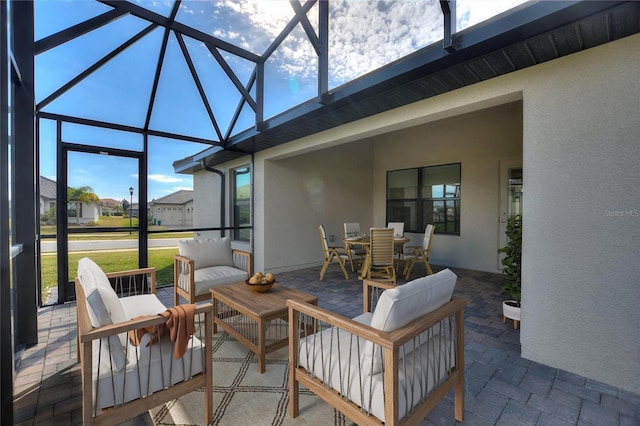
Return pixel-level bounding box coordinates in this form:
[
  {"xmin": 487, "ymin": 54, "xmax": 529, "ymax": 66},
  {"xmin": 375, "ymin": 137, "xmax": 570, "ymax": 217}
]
[{"xmin": 498, "ymin": 214, "xmax": 522, "ymax": 329}]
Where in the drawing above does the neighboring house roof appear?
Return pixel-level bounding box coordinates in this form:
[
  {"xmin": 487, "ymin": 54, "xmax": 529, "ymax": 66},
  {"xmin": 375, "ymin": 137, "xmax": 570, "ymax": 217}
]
[
  {"xmin": 150, "ymin": 190, "xmax": 193, "ymax": 206},
  {"xmin": 40, "ymin": 176, "xmax": 56, "ymax": 201},
  {"xmin": 100, "ymin": 198, "xmax": 121, "ymax": 209}
]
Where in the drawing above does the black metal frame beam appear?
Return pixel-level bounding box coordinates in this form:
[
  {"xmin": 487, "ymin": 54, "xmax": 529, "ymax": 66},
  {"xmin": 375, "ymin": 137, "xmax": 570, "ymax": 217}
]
[
  {"xmin": 0, "ymin": 2, "xmax": 12, "ymax": 422},
  {"xmin": 225, "ymin": 68, "xmax": 257, "ymax": 141},
  {"xmin": 318, "ymin": 0, "xmax": 328, "ymax": 101},
  {"xmin": 262, "ymin": 0, "xmax": 316, "ymax": 60},
  {"xmin": 290, "ymin": 0, "xmax": 320, "ymax": 55},
  {"xmin": 35, "ymin": 8, "xmax": 128, "ymax": 54},
  {"xmin": 440, "ymin": 0, "xmax": 457, "ymax": 52},
  {"xmin": 175, "ymin": 32, "xmax": 223, "ymax": 141},
  {"xmin": 99, "ymin": 0, "xmax": 262, "ymax": 63},
  {"xmin": 38, "ymin": 111, "xmax": 223, "ymax": 146},
  {"xmin": 205, "ymin": 44, "xmax": 257, "ymax": 112},
  {"xmin": 37, "ymin": 23, "xmax": 158, "ymax": 110},
  {"xmin": 12, "ymin": 0, "xmax": 38, "ymax": 354},
  {"xmin": 143, "ymin": 1, "xmax": 180, "ymax": 131}
]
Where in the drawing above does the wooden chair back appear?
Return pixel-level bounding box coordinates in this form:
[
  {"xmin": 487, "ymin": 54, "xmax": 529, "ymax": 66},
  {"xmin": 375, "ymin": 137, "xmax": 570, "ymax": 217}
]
[{"xmin": 370, "ymin": 227, "xmax": 394, "ymax": 267}]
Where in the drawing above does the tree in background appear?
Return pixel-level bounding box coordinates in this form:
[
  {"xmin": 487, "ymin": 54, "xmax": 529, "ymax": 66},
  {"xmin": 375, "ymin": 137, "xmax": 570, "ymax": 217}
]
[
  {"xmin": 68, "ymin": 186, "xmax": 100, "ymax": 225},
  {"xmin": 122, "ymin": 198, "xmax": 130, "ymax": 217}
]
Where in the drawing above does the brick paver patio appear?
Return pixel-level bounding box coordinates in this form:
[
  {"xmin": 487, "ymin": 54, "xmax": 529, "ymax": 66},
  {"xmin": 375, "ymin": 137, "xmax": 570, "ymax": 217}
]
[{"xmin": 13, "ymin": 264, "xmax": 640, "ymax": 425}]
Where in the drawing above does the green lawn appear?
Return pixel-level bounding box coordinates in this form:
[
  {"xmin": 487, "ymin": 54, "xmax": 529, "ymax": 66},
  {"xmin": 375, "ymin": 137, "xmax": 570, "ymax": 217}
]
[
  {"xmin": 41, "ymin": 248, "xmax": 178, "ymax": 301},
  {"xmin": 39, "ymin": 216, "xmax": 195, "ymax": 301},
  {"xmin": 40, "ymin": 215, "xmax": 193, "ymax": 240}
]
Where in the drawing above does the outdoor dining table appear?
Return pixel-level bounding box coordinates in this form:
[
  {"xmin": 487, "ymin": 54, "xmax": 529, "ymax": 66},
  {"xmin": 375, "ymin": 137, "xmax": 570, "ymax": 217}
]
[{"xmin": 343, "ymin": 235, "xmax": 410, "ymax": 279}]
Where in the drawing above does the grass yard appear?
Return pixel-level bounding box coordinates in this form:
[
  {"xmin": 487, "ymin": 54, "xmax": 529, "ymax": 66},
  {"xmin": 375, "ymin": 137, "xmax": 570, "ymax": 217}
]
[
  {"xmin": 41, "ymin": 248, "xmax": 178, "ymax": 301},
  {"xmin": 40, "ymin": 216, "xmax": 193, "ymax": 240}
]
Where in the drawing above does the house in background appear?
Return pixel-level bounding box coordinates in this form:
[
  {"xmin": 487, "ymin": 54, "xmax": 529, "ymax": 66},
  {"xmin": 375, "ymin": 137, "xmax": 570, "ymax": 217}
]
[
  {"xmin": 149, "ymin": 190, "xmax": 193, "ymax": 227},
  {"xmin": 100, "ymin": 198, "xmax": 122, "ymax": 216},
  {"xmin": 39, "ymin": 176, "xmax": 56, "ymax": 218},
  {"xmin": 39, "ymin": 176, "xmax": 101, "ymax": 225}
]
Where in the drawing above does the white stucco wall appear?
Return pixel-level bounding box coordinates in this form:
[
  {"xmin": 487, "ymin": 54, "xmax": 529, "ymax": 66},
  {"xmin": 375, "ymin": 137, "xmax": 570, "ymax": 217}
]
[
  {"xmin": 258, "ymin": 140, "xmax": 373, "ymax": 273},
  {"xmin": 193, "ymin": 169, "xmax": 222, "ymax": 239},
  {"xmin": 520, "ymin": 34, "xmax": 640, "ymax": 393}
]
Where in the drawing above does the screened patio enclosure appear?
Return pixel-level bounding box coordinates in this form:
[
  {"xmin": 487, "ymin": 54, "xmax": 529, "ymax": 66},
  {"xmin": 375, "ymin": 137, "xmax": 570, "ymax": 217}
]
[
  {"xmin": 2, "ymin": 0, "xmax": 638, "ymax": 422},
  {"xmin": 34, "ymin": 0, "xmax": 524, "ymax": 306},
  {"xmin": 34, "ymin": 0, "xmax": 640, "ymax": 306}
]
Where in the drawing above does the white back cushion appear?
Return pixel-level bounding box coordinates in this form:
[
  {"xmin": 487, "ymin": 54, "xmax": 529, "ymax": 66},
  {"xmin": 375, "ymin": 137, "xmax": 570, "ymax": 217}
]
[
  {"xmin": 77, "ymin": 257, "xmax": 127, "ymax": 371},
  {"xmin": 178, "ymin": 237, "xmax": 234, "ymax": 269},
  {"xmin": 370, "ymin": 268, "xmax": 457, "ymax": 331},
  {"xmin": 364, "ymin": 268, "xmax": 457, "ymax": 374}
]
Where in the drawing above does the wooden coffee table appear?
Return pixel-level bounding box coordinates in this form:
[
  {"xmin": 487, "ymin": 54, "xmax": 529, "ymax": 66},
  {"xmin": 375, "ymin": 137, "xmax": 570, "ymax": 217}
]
[{"xmin": 210, "ymin": 282, "xmax": 317, "ymax": 373}]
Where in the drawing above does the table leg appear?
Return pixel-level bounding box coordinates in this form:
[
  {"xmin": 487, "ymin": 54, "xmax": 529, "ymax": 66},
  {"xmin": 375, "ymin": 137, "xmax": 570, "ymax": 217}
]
[
  {"xmin": 258, "ymin": 317, "xmax": 266, "ymax": 373},
  {"xmin": 212, "ymin": 297, "xmax": 218, "ymax": 334}
]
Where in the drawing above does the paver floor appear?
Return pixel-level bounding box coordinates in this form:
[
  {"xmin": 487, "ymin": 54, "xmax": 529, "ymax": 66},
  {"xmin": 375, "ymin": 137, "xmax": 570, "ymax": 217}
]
[{"xmin": 13, "ymin": 264, "xmax": 640, "ymax": 425}]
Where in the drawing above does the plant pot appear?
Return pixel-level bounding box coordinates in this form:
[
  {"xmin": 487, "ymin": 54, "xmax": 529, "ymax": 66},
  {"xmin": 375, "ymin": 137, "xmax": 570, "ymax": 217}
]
[{"xmin": 502, "ymin": 300, "xmax": 521, "ymax": 330}]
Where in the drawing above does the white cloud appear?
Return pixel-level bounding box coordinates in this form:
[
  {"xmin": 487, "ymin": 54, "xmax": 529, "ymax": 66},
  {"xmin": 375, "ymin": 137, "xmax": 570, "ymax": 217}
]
[
  {"xmin": 177, "ymin": 0, "xmax": 529, "ymax": 92},
  {"xmin": 457, "ymin": 0, "xmax": 529, "ymax": 31},
  {"xmin": 148, "ymin": 174, "xmax": 184, "ymax": 183}
]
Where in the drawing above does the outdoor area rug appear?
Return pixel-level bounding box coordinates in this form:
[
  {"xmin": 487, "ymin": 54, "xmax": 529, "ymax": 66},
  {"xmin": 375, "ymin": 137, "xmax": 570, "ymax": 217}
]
[{"xmin": 148, "ymin": 321, "xmax": 352, "ymax": 426}]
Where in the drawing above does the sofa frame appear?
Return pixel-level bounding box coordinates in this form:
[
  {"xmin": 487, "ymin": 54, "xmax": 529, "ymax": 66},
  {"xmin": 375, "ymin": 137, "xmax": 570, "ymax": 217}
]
[{"xmin": 288, "ymin": 278, "xmax": 465, "ymax": 425}]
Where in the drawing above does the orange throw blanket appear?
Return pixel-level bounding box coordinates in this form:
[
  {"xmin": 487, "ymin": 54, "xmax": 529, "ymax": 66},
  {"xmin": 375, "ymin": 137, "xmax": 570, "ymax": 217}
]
[{"xmin": 129, "ymin": 304, "xmax": 196, "ymax": 359}]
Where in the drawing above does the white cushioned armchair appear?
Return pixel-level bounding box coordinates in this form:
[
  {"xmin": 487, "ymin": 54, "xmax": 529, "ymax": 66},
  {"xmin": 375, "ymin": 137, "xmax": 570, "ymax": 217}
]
[
  {"xmin": 288, "ymin": 269, "xmax": 465, "ymax": 425},
  {"xmin": 174, "ymin": 236, "xmax": 253, "ymax": 305},
  {"xmin": 75, "ymin": 257, "xmax": 213, "ymax": 425}
]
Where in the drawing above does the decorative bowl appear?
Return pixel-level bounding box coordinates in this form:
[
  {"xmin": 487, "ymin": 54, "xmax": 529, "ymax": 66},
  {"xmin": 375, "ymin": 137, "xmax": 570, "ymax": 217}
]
[{"xmin": 245, "ymin": 279, "xmax": 275, "ymax": 293}]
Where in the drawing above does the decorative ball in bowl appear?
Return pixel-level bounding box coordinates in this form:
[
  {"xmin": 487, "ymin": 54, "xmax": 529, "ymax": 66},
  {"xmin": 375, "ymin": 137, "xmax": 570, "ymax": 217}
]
[{"xmin": 245, "ymin": 272, "xmax": 276, "ymax": 293}]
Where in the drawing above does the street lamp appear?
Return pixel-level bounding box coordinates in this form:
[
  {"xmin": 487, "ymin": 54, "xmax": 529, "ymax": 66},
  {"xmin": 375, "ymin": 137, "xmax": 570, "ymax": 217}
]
[{"xmin": 129, "ymin": 186, "xmax": 134, "ymax": 234}]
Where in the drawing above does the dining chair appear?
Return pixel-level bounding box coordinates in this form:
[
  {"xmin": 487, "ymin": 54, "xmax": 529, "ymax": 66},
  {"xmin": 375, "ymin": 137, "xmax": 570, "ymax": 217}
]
[
  {"xmin": 367, "ymin": 227, "xmax": 396, "ymax": 284},
  {"xmin": 318, "ymin": 225, "xmax": 350, "ymax": 280},
  {"xmin": 387, "ymin": 221, "xmax": 405, "ymax": 269},
  {"xmin": 387, "ymin": 222, "xmax": 404, "ymax": 237},
  {"xmin": 403, "ymin": 224, "xmax": 435, "ymax": 279},
  {"xmin": 343, "ymin": 222, "xmax": 366, "ymax": 272}
]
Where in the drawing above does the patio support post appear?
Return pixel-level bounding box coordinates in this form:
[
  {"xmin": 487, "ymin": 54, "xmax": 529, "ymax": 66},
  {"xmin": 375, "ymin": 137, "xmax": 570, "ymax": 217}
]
[{"xmin": 0, "ymin": 1, "xmax": 12, "ymax": 423}]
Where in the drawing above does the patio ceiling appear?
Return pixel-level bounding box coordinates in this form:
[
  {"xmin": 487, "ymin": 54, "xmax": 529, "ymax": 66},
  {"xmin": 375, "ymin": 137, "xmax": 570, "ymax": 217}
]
[{"xmin": 173, "ymin": 0, "xmax": 640, "ymax": 172}]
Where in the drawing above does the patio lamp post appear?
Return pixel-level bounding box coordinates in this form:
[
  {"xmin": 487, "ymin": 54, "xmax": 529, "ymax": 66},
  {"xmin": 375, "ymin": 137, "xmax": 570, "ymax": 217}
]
[{"xmin": 129, "ymin": 186, "xmax": 134, "ymax": 235}]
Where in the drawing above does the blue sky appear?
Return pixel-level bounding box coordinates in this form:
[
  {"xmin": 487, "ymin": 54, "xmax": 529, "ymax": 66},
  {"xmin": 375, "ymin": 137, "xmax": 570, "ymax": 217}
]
[{"xmin": 36, "ymin": 0, "xmax": 526, "ymax": 202}]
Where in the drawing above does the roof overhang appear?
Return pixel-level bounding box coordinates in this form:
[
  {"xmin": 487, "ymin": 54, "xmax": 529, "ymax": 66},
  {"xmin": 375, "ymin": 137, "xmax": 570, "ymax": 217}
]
[{"xmin": 174, "ymin": 0, "xmax": 639, "ymax": 174}]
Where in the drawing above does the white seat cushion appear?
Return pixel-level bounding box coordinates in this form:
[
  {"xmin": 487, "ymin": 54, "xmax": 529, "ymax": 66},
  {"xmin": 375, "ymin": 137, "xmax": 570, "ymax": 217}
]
[
  {"xmin": 178, "ymin": 237, "xmax": 234, "ymax": 269},
  {"xmin": 120, "ymin": 294, "xmax": 167, "ymax": 319},
  {"xmin": 92, "ymin": 292, "xmax": 206, "ymax": 410},
  {"xmin": 94, "ymin": 331, "xmax": 205, "ymax": 410},
  {"xmin": 193, "ymin": 265, "xmax": 248, "ymax": 296},
  {"xmin": 298, "ymin": 325, "xmax": 454, "ymax": 422}
]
